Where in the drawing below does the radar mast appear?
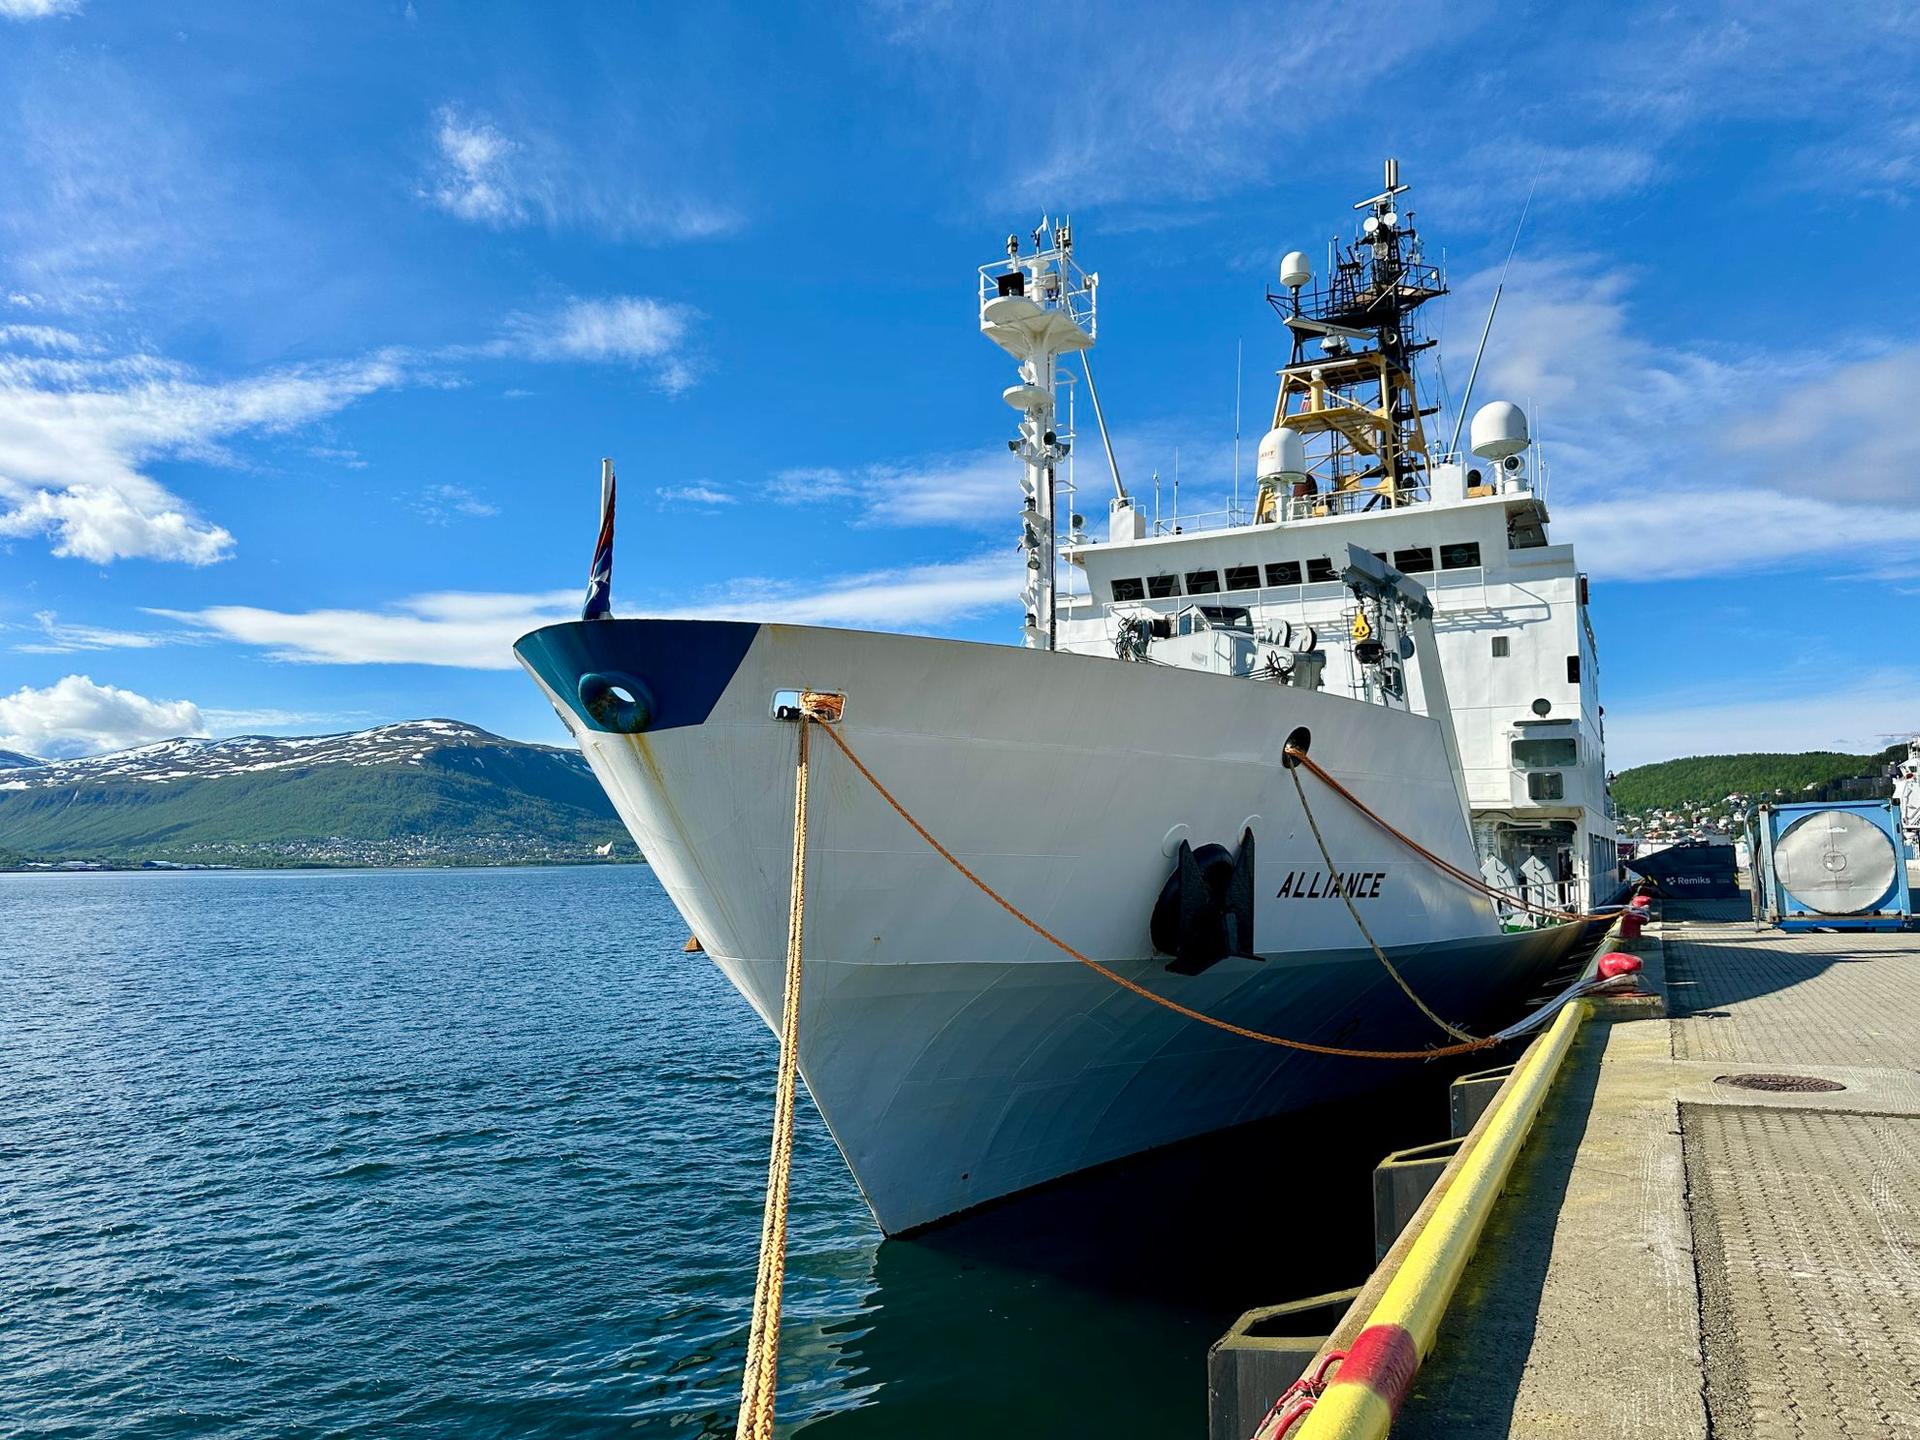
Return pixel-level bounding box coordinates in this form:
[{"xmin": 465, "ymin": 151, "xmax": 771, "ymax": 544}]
[{"xmin": 1258, "ymin": 158, "xmax": 1447, "ymax": 522}]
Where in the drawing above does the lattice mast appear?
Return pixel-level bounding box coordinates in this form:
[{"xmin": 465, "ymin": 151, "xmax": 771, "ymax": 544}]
[{"xmin": 1258, "ymin": 159, "xmax": 1447, "ymax": 521}]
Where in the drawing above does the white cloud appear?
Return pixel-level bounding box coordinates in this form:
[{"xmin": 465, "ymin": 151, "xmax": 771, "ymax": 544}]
[
  {"xmin": 10, "ymin": 609, "xmax": 190, "ymax": 654},
  {"xmin": 1609, "ymin": 669, "xmax": 1920, "ymax": 770},
  {"xmin": 1440, "ymin": 256, "xmax": 1920, "ymax": 582},
  {"xmin": 422, "ymin": 104, "xmax": 736, "ymax": 242},
  {"xmin": 428, "ymin": 108, "xmax": 521, "ymax": 224},
  {"xmin": 414, "ymin": 483, "xmax": 499, "ymax": 524},
  {"xmin": 0, "ymin": 675, "xmax": 204, "ymax": 760},
  {"xmin": 683, "ymin": 555, "xmax": 1021, "ymax": 628},
  {"xmin": 768, "ymin": 452, "xmax": 1012, "ymax": 524},
  {"xmin": 0, "ymin": 348, "xmax": 405, "ymax": 564},
  {"xmin": 658, "ymin": 484, "xmax": 736, "ymax": 507},
  {"xmin": 1554, "ymin": 491, "xmax": 1920, "ymax": 582},
  {"xmin": 201, "ymin": 706, "xmax": 377, "ymax": 734},
  {"xmin": 0, "ymin": 0, "xmax": 81, "ymax": 19},
  {"xmin": 1722, "ymin": 350, "xmax": 1920, "ymax": 504},
  {"xmin": 522, "ymin": 297, "xmax": 697, "ymax": 387},
  {"xmin": 491, "ymin": 296, "xmax": 702, "ymax": 393},
  {"xmin": 152, "ymin": 589, "xmax": 581, "ymax": 670},
  {"xmin": 158, "ymin": 555, "xmax": 1025, "ymax": 668}
]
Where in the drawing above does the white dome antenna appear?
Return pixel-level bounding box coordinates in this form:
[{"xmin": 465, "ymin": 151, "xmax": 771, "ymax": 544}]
[
  {"xmin": 1279, "ymin": 251, "xmax": 1313, "ymax": 291},
  {"xmin": 1469, "ymin": 401, "xmax": 1530, "ymax": 460},
  {"xmin": 1256, "ymin": 425, "xmax": 1308, "ymax": 483}
]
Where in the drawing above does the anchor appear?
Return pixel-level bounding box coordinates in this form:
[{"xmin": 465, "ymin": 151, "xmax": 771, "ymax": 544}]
[{"xmin": 1150, "ymin": 827, "xmax": 1258, "ymax": 975}]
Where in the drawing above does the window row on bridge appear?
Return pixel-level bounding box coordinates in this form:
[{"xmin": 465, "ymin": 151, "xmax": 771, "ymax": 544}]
[{"xmin": 1108, "ymin": 542, "xmax": 1482, "ymax": 603}]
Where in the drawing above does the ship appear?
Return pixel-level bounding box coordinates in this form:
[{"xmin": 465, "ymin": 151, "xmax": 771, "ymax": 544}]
[{"xmin": 515, "ymin": 162, "xmax": 1620, "ymax": 1234}]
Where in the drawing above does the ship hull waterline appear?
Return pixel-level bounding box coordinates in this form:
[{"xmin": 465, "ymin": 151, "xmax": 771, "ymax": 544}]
[{"xmin": 516, "ymin": 618, "xmax": 1597, "ymax": 1235}]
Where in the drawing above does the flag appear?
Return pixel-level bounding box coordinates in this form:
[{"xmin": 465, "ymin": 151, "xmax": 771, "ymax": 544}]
[{"xmin": 583, "ymin": 458, "xmax": 615, "ymax": 620}]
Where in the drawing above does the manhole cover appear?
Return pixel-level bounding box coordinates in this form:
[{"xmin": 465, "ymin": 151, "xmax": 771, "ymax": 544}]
[{"xmin": 1713, "ymin": 1073, "xmax": 1846, "ymax": 1093}]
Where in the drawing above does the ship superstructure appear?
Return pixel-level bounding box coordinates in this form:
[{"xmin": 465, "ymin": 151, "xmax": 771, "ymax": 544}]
[
  {"xmin": 516, "ymin": 163, "xmax": 1615, "ymax": 1233},
  {"xmin": 1008, "ymin": 163, "xmax": 1618, "ymax": 918}
]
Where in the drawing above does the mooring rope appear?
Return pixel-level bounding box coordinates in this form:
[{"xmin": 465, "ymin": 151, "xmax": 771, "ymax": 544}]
[
  {"xmin": 734, "ymin": 717, "xmax": 813, "ymax": 1440},
  {"xmin": 1281, "ymin": 746, "xmax": 1599, "ymax": 924},
  {"xmin": 1288, "ymin": 763, "xmax": 1479, "ymax": 1043},
  {"xmin": 810, "ymin": 720, "xmax": 1515, "ymax": 1062}
]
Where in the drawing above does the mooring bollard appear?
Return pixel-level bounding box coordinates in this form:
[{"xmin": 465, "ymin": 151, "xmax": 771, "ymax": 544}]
[
  {"xmin": 1207, "ymin": 1289, "xmax": 1361, "ymax": 1440},
  {"xmin": 1372, "ymin": 1137, "xmax": 1465, "ymax": 1261},
  {"xmin": 1449, "ymin": 1064, "xmax": 1516, "ymax": 1138}
]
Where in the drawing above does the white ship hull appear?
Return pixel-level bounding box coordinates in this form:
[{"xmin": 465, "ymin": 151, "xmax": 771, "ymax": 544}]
[{"xmin": 518, "ymin": 618, "xmax": 1595, "ymax": 1233}]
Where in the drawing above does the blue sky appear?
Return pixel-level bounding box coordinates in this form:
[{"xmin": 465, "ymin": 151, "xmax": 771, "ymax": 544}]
[{"xmin": 0, "ymin": 0, "xmax": 1915, "ymax": 768}]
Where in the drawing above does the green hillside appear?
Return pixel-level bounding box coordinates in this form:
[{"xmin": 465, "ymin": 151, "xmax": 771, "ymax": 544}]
[
  {"xmin": 0, "ymin": 723, "xmax": 628, "ymax": 866},
  {"xmin": 1612, "ymin": 746, "xmax": 1900, "ymax": 815}
]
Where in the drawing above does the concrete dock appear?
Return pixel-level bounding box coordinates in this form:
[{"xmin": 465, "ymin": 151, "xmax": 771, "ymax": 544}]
[{"xmin": 1394, "ymin": 900, "xmax": 1920, "ymax": 1438}]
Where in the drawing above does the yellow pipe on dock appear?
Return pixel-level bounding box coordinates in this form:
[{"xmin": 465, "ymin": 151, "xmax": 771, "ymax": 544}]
[{"xmin": 1294, "ymin": 997, "xmax": 1590, "ymax": 1440}]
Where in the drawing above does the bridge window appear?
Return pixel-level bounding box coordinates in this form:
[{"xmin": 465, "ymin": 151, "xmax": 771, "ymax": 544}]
[
  {"xmin": 1224, "ymin": 565, "xmax": 1261, "ymax": 591},
  {"xmin": 1306, "ymin": 557, "xmax": 1337, "ymax": 583},
  {"xmin": 1394, "ymin": 546, "xmax": 1435, "ymax": 573},
  {"xmin": 1147, "ymin": 574, "xmax": 1180, "ymax": 599},
  {"xmin": 1440, "ymin": 542, "xmax": 1482, "ymax": 570},
  {"xmin": 1527, "ymin": 771, "xmax": 1566, "ymax": 801},
  {"xmin": 1184, "ymin": 569, "xmax": 1221, "ymax": 595},
  {"xmin": 1110, "ymin": 577, "xmax": 1144, "ymax": 602},
  {"xmin": 1265, "ymin": 561, "xmax": 1303, "ymax": 587},
  {"xmin": 1513, "ymin": 737, "xmax": 1578, "ymax": 768}
]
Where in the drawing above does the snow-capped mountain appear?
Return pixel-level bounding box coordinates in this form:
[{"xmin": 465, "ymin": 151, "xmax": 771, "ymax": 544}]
[
  {"xmin": 0, "ymin": 719, "xmax": 572, "ymax": 790},
  {"xmin": 0, "ymin": 749, "xmax": 46, "ymax": 772},
  {"xmin": 0, "ymin": 720, "xmax": 624, "ymax": 866}
]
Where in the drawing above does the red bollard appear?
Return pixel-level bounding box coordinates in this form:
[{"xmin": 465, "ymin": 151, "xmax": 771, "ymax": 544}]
[
  {"xmin": 1597, "ymin": 952, "xmax": 1643, "ymax": 980},
  {"xmin": 1620, "ymin": 911, "xmax": 1645, "ymax": 940}
]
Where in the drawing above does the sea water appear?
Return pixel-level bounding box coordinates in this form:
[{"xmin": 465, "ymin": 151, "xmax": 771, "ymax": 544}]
[{"xmin": 1, "ymin": 866, "xmax": 1446, "ymax": 1437}]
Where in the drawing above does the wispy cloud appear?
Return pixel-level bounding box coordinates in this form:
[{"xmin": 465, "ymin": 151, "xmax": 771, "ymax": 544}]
[
  {"xmin": 413, "ymin": 483, "xmax": 499, "ymax": 524},
  {"xmin": 499, "ymin": 295, "xmax": 701, "ymax": 393},
  {"xmin": 769, "ymin": 451, "xmax": 1013, "ymax": 525},
  {"xmin": 421, "ymin": 104, "xmax": 737, "ymax": 242},
  {"xmin": 10, "ymin": 609, "xmax": 195, "ymax": 654},
  {"xmin": 657, "ymin": 484, "xmax": 736, "ymax": 507},
  {"xmin": 0, "ymin": 674, "xmax": 204, "ymax": 760},
  {"xmin": 0, "ymin": 323, "xmax": 84, "ymax": 351},
  {"xmin": 157, "ymin": 555, "xmax": 1025, "ymax": 668}
]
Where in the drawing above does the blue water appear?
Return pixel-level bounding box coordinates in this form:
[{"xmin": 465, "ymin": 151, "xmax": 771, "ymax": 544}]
[{"xmin": 0, "ymin": 867, "xmax": 1447, "ymax": 1437}]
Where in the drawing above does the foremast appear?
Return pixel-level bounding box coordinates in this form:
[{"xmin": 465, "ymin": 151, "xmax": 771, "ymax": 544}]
[{"xmin": 979, "ymin": 221, "xmax": 1096, "ymax": 649}]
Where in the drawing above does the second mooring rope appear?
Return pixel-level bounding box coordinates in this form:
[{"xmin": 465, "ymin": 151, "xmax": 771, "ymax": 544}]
[
  {"xmin": 1288, "ymin": 762, "xmax": 1479, "ymax": 1043},
  {"xmin": 735, "ymin": 718, "xmax": 813, "ymax": 1440}
]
